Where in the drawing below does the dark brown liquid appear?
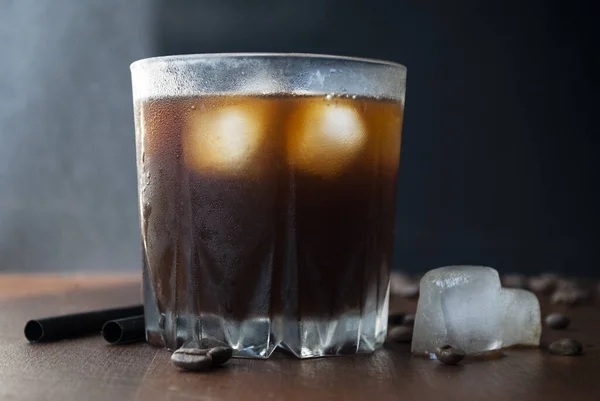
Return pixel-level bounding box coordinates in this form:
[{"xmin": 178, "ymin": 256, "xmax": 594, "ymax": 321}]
[{"xmin": 136, "ymin": 94, "xmax": 403, "ymax": 322}]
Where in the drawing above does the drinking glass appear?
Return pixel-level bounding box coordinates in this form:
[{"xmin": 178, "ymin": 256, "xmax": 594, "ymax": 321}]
[{"xmin": 130, "ymin": 53, "xmax": 406, "ymax": 358}]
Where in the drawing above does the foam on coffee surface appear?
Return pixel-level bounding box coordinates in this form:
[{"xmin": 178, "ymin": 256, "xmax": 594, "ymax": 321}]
[{"xmin": 288, "ymin": 101, "xmax": 366, "ymax": 177}]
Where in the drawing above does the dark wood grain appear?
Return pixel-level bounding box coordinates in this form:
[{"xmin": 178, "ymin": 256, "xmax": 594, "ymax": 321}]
[{"xmin": 0, "ymin": 275, "xmax": 598, "ymax": 401}]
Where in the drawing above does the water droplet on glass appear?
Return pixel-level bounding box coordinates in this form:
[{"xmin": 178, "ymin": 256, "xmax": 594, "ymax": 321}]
[
  {"xmin": 142, "ymin": 203, "xmax": 152, "ymax": 219},
  {"xmin": 190, "ymin": 105, "xmax": 196, "ymax": 110}
]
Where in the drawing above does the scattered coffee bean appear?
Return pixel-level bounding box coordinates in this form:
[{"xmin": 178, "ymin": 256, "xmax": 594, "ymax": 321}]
[
  {"xmin": 556, "ymin": 279, "xmax": 578, "ymax": 290},
  {"xmin": 390, "ymin": 272, "xmax": 420, "ymax": 298},
  {"xmin": 551, "ymin": 288, "xmax": 590, "ymax": 306},
  {"xmin": 403, "ymin": 314, "xmax": 415, "ymax": 327},
  {"xmin": 545, "ymin": 313, "xmax": 570, "ymax": 330},
  {"xmin": 387, "ymin": 313, "xmax": 406, "ymax": 326},
  {"xmin": 548, "ymin": 338, "xmax": 583, "ymax": 356},
  {"xmin": 550, "ymin": 291, "xmax": 575, "ymax": 305},
  {"xmin": 207, "ymin": 346, "xmax": 233, "ymax": 367},
  {"xmin": 502, "ymin": 274, "xmax": 528, "ymax": 289},
  {"xmin": 171, "ymin": 348, "xmax": 213, "ymax": 371},
  {"xmin": 528, "ymin": 275, "xmax": 557, "ymax": 294},
  {"xmin": 400, "ymin": 284, "xmax": 420, "ymax": 298},
  {"xmin": 387, "ymin": 326, "xmax": 413, "ymax": 343},
  {"xmin": 435, "ymin": 345, "xmax": 465, "ymax": 365}
]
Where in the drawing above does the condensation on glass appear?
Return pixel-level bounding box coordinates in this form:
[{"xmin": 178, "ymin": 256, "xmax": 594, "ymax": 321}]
[{"xmin": 130, "ymin": 54, "xmax": 406, "ymax": 358}]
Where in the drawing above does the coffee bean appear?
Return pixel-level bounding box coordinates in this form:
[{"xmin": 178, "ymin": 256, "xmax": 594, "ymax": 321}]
[
  {"xmin": 387, "ymin": 326, "xmax": 413, "ymax": 343},
  {"xmin": 398, "ymin": 284, "xmax": 420, "ymax": 298},
  {"xmin": 545, "ymin": 313, "xmax": 570, "ymax": 330},
  {"xmin": 390, "ymin": 272, "xmax": 419, "ymax": 298},
  {"xmin": 403, "ymin": 314, "xmax": 415, "ymax": 327},
  {"xmin": 528, "ymin": 275, "xmax": 556, "ymax": 294},
  {"xmin": 171, "ymin": 348, "xmax": 213, "ymax": 371},
  {"xmin": 562, "ymin": 279, "xmax": 584, "ymax": 289},
  {"xmin": 551, "ymin": 288, "xmax": 590, "ymax": 306},
  {"xmin": 550, "ymin": 291, "xmax": 574, "ymax": 305},
  {"xmin": 387, "ymin": 313, "xmax": 405, "ymax": 326},
  {"xmin": 207, "ymin": 346, "xmax": 233, "ymax": 366},
  {"xmin": 502, "ymin": 274, "xmax": 528, "ymax": 289},
  {"xmin": 435, "ymin": 345, "xmax": 465, "ymax": 365},
  {"xmin": 548, "ymin": 338, "xmax": 583, "ymax": 356}
]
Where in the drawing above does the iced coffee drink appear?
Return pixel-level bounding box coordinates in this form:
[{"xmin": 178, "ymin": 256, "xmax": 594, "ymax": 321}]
[{"xmin": 131, "ymin": 54, "xmax": 406, "ymax": 358}]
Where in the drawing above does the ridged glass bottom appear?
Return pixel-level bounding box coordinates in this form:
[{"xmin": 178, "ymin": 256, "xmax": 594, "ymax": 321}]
[
  {"xmin": 145, "ymin": 312, "xmax": 389, "ymax": 359},
  {"xmin": 143, "ymin": 267, "xmax": 390, "ymax": 359}
]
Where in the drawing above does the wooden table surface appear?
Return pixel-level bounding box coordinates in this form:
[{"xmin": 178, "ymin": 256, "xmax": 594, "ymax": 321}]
[{"xmin": 0, "ymin": 274, "xmax": 599, "ymax": 401}]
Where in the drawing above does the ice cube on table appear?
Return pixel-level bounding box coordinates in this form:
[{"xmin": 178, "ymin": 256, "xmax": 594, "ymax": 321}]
[
  {"xmin": 287, "ymin": 101, "xmax": 366, "ymax": 177},
  {"xmin": 411, "ymin": 266, "xmax": 541, "ymax": 356}
]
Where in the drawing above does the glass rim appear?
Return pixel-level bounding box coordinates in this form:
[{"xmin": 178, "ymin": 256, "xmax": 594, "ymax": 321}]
[{"xmin": 130, "ymin": 52, "xmax": 406, "ymax": 71}]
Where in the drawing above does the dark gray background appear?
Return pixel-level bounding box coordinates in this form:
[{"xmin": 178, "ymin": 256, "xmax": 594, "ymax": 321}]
[{"xmin": 0, "ymin": 0, "xmax": 597, "ymax": 275}]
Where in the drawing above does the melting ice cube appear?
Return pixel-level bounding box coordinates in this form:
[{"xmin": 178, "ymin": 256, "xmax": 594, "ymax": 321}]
[
  {"xmin": 411, "ymin": 266, "xmax": 541, "ymax": 356},
  {"xmin": 287, "ymin": 101, "xmax": 366, "ymax": 177},
  {"xmin": 183, "ymin": 104, "xmax": 269, "ymax": 174}
]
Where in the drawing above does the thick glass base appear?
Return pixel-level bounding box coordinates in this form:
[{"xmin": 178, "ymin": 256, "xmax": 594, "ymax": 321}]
[
  {"xmin": 145, "ymin": 313, "xmax": 388, "ymax": 359},
  {"xmin": 143, "ymin": 268, "xmax": 390, "ymax": 359}
]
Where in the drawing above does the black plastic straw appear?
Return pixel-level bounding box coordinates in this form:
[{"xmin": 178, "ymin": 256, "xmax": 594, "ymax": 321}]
[
  {"xmin": 24, "ymin": 305, "xmax": 144, "ymax": 343},
  {"xmin": 102, "ymin": 315, "xmax": 145, "ymax": 345}
]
